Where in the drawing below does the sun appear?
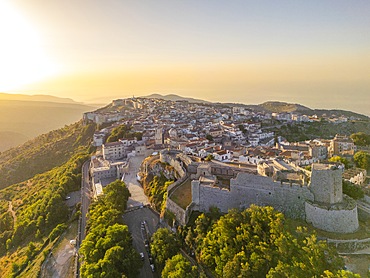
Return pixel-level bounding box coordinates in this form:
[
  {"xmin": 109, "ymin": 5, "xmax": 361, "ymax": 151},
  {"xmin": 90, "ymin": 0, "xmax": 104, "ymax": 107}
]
[{"xmin": 0, "ymin": 2, "xmax": 59, "ymax": 91}]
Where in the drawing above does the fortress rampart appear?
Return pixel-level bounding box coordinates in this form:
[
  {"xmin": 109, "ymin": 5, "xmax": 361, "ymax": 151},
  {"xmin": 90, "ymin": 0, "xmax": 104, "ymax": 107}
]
[
  {"xmin": 159, "ymin": 150, "xmax": 359, "ymax": 234},
  {"xmin": 192, "ymin": 173, "xmax": 314, "ymax": 219},
  {"xmin": 305, "ymin": 197, "xmax": 358, "ymax": 233},
  {"xmin": 192, "ymin": 162, "xmax": 359, "ymax": 234}
]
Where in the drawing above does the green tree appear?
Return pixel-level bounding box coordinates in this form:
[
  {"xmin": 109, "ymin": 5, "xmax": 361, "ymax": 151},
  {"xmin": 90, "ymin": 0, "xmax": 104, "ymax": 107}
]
[
  {"xmin": 150, "ymin": 228, "xmax": 180, "ymax": 268},
  {"xmin": 162, "ymin": 254, "xmax": 198, "ymax": 278},
  {"xmin": 321, "ymin": 270, "xmax": 361, "ymax": 277},
  {"xmin": 197, "ymin": 206, "xmax": 345, "ymax": 278},
  {"xmin": 353, "ymin": 151, "xmax": 370, "ymax": 170},
  {"xmin": 103, "ymin": 180, "xmax": 130, "ymax": 213},
  {"xmin": 328, "ymin": 156, "xmax": 350, "ymax": 169},
  {"xmin": 205, "ymin": 154, "xmax": 214, "ymax": 161},
  {"xmin": 80, "ymin": 178, "xmax": 140, "ymax": 278},
  {"xmin": 342, "ymin": 181, "xmax": 364, "ymax": 200},
  {"xmin": 350, "ymin": 132, "xmax": 370, "ymax": 146},
  {"xmin": 205, "ymin": 134, "xmax": 214, "ymax": 141},
  {"xmin": 106, "ymin": 124, "xmax": 143, "ymax": 142},
  {"xmin": 80, "ymin": 223, "xmax": 141, "ymax": 277}
]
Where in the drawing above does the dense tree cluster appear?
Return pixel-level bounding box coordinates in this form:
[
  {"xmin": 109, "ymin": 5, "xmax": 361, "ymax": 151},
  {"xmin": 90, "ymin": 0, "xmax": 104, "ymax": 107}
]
[
  {"xmin": 150, "ymin": 228, "xmax": 180, "ymax": 268},
  {"xmin": 350, "ymin": 132, "xmax": 370, "ymax": 146},
  {"xmin": 178, "ymin": 205, "xmax": 357, "ymax": 278},
  {"xmin": 328, "ymin": 156, "xmax": 351, "ymax": 169},
  {"xmin": 162, "ymin": 254, "xmax": 198, "ymax": 278},
  {"xmin": 0, "ymin": 151, "xmax": 90, "ymax": 276},
  {"xmin": 342, "ymin": 181, "xmax": 365, "ymax": 200},
  {"xmin": 106, "ymin": 124, "xmax": 142, "ymax": 143},
  {"xmin": 79, "ymin": 180, "xmax": 142, "ymax": 278},
  {"xmin": 353, "ymin": 151, "xmax": 370, "ymax": 170},
  {"xmin": 144, "ymin": 174, "xmax": 173, "ymax": 212}
]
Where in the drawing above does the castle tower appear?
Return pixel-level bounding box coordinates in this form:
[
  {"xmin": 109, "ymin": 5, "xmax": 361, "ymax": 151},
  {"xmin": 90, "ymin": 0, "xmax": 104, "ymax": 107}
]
[
  {"xmin": 310, "ymin": 163, "xmax": 342, "ymax": 204},
  {"xmin": 155, "ymin": 127, "xmax": 163, "ymax": 145}
]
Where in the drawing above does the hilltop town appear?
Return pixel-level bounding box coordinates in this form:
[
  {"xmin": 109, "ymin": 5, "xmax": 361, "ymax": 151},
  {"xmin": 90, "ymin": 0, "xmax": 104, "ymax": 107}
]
[
  {"xmin": 84, "ymin": 97, "xmax": 369, "ymax": 234},
  {"xmin": 1, "ymin": 96, "xmax": 369, "ymax": 277}
]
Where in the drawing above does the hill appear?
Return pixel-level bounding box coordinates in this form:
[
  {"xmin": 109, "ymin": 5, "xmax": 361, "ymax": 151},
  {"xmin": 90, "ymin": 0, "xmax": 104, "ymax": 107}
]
[
  {"xmin": 143, "ymin": 93, "xmax": 211, "ymax": 104},
  {"xmin": 0, "ymin": 118, "xmax": 96, "ymax": 277},
  {"xmin": 0, "ymin": 152, "xmax": 90, "ymax": 277},
  {"xmin": 259, "ymin": 101, "xmax": 311, "ymax": 113},
  {"xmin": 0, "ymin": 96, "xmax": 95, "ymax": 152},
  {"xmin": 0, "ymin": 92, "xmax": 78, "ymax": 104},
  {"xmin": 0, "ymin": 121, "xmax": 96, "ymax": 189}
]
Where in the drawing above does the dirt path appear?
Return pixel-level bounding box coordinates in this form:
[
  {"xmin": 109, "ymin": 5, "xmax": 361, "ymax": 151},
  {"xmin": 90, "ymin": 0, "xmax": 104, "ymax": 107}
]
[
  {"xmin": 41, "ymin": 242, "xmax": 76, "ymax": 278},
  {"xmin": 40, "ymin": 222, "xmax": 78, "ymax": 278},
  {"xmin": 8, "ymin": 201, "xmax": 16, "ymax": 225}
]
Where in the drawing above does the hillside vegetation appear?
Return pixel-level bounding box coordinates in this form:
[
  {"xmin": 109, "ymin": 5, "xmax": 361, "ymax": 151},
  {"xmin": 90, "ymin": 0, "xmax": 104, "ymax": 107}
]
[
  {"xmin": 79, "ymin": 180, "xmax": 142, "ymax": 277},
  {"xmin": 270, "ymin": 121, "xmax": 370, "ymax": 142},
  {"xmin": 0, "ymin": 121, "xmax": 96, "ymax": 189},
  {"xmin": 177, "ymin": 206, "xmax": 358, "ymax": 277},
  {"xmin": 260, "ymin": 101, "xmax": 311, "ymax": 113},
  {"xmin": 0, "ymin": 151, "xmax": 90, "ymax": 277}
]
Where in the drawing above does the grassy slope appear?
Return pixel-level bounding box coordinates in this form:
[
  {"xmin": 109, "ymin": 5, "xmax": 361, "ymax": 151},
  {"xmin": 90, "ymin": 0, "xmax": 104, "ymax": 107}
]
[
  {"xmin": 0, "ymin": 121, "xmax": 95, "ymax": 190},
  {"xmin": 0, "ymin": 122, "xmax": 95, "ymax": 277}
]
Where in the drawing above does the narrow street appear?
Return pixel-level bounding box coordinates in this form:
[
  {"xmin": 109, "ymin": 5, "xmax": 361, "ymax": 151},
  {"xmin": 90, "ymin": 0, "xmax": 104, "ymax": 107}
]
[
  {"xmin": 122, "ymin": 155, "xmax": 160, "ymax": 278},
  {"xmin": 79, "ymin": 160, "xmax": 91, "ymax": 245},
  {"xmin": 76, "ymin": 160, "xmax": 91, "ymax": 277},
  {"xmin": 124, "ymin": 155, "xmax": 150, "ymax": 208}
]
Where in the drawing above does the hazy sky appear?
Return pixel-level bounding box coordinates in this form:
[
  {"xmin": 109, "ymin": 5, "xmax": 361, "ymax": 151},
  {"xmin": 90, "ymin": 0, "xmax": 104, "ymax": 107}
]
[{"xmin": 1, "ymin": 1, "xmax": 369, "ymax": 114}]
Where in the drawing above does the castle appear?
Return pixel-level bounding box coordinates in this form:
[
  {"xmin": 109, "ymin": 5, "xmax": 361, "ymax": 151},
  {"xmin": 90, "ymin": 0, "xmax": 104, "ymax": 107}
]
[
  {"xmin": 191, "ymin": 162, "xmax": 358, "ymax": 233},
  {"xmin": 160, "ymin": 150, "xmax": 359, "ymax": 234}
]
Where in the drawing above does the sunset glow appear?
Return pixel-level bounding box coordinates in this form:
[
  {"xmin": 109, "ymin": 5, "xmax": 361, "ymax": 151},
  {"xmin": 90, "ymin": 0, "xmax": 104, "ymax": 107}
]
[
  {"xmin": 2, "ymin": 0, "xmax": 370, "ymax": 114},
  {"xmin": 0, "ymin": 1, "xmax": 58, "ymax": 90}
]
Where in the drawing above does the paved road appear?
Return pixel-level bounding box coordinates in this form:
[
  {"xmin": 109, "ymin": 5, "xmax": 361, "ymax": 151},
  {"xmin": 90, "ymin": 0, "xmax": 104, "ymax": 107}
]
[
  {"xmin": 76, "ymin": 160, "xmax": 91, "ymax": 277},
  {"xmin": 123, "ymin": 155, "xmax": 150, "ymax": 208},
  {"xmin": 123, "ymin": 207, "xmax": 160, "ymax": 278},
  {"xmin": 80, "ymin": 161, "xmax": 91, "ymax": 243},
  {"xmin": 122, "ymin": 155, "xmax": 161, "ymax": 277}
]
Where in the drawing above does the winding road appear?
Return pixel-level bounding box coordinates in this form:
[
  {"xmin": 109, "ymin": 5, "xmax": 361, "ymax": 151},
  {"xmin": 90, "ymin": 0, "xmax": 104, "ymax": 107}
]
[{"xmin": 76, "ymin": 160, "xmax": 91, "ymax": 277}]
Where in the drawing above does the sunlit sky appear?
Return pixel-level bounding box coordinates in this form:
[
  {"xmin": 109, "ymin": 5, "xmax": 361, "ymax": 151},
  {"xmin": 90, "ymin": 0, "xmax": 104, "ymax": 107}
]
[{"xmin": 1, "ymin": 1, "xmax": 370, "ymax": 114}]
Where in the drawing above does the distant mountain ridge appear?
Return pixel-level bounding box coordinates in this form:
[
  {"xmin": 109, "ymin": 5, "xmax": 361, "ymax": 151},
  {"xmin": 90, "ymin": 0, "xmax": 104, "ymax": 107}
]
[
  {"xmin": 142, "ymin": 94, "xmax": 368, "ymax": 120},
  {"xmin": 143, "ymin": 93, "xmax": 211, "ymax": 104},
  {"xmin": 0, "ymin": 93, "xmax": 95, "ymax": 152},
  {"xmin": 0, "ymin": 92, "xmax": 78, "ymax": 104}
]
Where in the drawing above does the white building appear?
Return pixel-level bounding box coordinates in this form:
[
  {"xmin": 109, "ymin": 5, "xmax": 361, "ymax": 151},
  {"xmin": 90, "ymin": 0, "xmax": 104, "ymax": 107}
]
[
  {"xmin": 93, "ymin": 132, "xmax": 106, "ymax": 147},
  {"xmin": 102, "ymin": 141, "xmax": 125, "ymax": 160}
]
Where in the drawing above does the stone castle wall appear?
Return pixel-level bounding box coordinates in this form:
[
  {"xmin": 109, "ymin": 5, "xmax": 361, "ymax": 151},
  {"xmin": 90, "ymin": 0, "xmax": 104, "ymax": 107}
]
[
  {"xmin": 193, "ymin": 173, "xmax": 315, "ymax": 219},
  {"xmin": 160, "ymin": 152, "xmax": 186, "ymax": 179},
  {"xmin": 166, "ymin": 198, "xmax": 186, "ymax": 225},
  {"xmin": 305, "ymin": 200, "xmax": 359, "ymax": 233}
]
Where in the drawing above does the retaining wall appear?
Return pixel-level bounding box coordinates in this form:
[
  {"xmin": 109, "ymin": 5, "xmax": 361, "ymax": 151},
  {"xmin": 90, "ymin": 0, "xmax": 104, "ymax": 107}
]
[{"xmin": 305, "ymin": 199, "xmax": 359, "ymax": 234}]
